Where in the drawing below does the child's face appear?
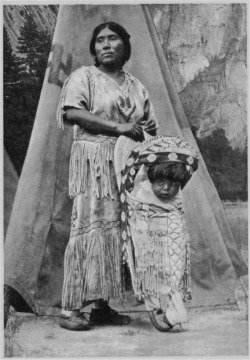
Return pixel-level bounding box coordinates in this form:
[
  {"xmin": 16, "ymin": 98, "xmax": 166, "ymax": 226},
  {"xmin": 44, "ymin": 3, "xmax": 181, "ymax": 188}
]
[{"xmin": 151, "ymin": 178, "xmax": 181, "ymax": 202}]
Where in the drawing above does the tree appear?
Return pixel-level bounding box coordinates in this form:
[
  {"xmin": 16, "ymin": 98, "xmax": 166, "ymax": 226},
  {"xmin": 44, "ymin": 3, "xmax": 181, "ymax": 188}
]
[
  {"xmin": 3, "ymin": 27, "xmax": 20, "ymax": 84},
  {"xmin": 17, "ymin": 13, "xmax": 52, "ymax": 85},
  {"xmin": 4, "ymin": 13, "xmax": 53, "ymax": 174}
]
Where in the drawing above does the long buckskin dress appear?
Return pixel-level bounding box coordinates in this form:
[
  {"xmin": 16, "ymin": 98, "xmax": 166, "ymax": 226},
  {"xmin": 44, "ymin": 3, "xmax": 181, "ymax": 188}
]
[{"xmin": 57, "ymin": 65, "xmax": 156, "ymax": 310}]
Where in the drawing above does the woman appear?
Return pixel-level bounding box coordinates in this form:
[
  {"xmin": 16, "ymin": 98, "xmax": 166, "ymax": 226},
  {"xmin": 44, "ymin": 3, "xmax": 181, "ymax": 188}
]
[{"xmin": 57, "ymin": 22, "xmax": 158, "ymax": 331}]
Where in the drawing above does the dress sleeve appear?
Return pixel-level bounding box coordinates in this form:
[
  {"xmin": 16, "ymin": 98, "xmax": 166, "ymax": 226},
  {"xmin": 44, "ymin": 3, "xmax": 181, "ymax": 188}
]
[{"xmin": 57, "ymin": 67, "xmax": 91, "ymax": 128}]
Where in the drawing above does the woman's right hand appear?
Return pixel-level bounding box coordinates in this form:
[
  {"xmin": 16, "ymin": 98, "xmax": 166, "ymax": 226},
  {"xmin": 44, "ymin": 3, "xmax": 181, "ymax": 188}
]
[{"xmin": 117, "ymin": 122, "xmax": 144, "ymax": 141}]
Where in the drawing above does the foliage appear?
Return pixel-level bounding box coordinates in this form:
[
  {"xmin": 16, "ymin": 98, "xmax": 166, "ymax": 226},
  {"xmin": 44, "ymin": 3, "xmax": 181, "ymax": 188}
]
[
  {"xmin": 3, "ymin": 27, "xmax": 20, "ymax": 84},
  {"xmin": 192, "ymin": 126, "xmax": 248, "ymax": 201},
  {"xmin": 16, "ymin": 14, "xmax": 52, "ymax": 84},
  {"xmin": 4, "ymin": 14, "xmax": 52, "ymax": 175},
  {"xmin": 4, "ymin": 82, "xmax": 41, "ymax": 175}
]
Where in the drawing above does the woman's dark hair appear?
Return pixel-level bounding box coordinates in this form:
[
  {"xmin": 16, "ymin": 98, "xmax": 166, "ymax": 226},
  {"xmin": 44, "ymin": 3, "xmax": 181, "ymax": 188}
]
[
  {"xmin": 89, "ymin": 22, "xmax": 131, "ymax": 67},
  {"xmin": 147, "ymin": 162, "xmax": 191, "ymax": 188}
]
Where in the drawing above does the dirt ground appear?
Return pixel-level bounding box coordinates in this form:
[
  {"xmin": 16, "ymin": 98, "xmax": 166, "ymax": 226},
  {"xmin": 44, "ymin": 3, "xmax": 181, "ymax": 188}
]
[{"xmin": 4, "ymin": 301, "xmax": 248, "ymax": 357}]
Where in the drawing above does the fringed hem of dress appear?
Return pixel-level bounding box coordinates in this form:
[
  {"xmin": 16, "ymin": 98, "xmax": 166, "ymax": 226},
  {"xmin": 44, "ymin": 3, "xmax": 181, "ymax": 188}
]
[
  {"xmin": 62, "ymin": 225, "xmax": 122, "ymax": 310},
  {"xmin": 69, "ymin": 139, "xmax": 116, "ymax": 199}
]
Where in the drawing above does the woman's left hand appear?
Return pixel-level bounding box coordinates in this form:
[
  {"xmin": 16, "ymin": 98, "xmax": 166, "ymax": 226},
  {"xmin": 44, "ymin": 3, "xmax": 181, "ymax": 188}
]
[{"xmin": 143, "ymin": 118, "xmax": 158, "ymax": 136}]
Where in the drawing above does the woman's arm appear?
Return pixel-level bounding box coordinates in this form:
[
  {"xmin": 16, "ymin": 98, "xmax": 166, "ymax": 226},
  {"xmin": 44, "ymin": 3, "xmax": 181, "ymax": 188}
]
[{"xmin": 65, "ymin": 108, "xmax": 144, "ymax": 140}]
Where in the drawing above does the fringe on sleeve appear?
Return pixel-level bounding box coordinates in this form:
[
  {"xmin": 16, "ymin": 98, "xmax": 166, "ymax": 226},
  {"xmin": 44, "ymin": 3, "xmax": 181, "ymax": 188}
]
[
  {"xmin": 56, "ymin": 66, "xmax": 92, "ymax": 129},
  {"xmin": 56, "ymin": 72, "xmax": 76, "ymax": 130}
]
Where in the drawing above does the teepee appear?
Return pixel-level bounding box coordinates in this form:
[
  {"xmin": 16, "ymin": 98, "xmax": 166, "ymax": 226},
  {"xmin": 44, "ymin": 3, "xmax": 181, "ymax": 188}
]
[
  {"xmin": 4, "ymin": 149, "xmax": 19, "ymax": 237},
  {"xmin": 4, "ymin": 5, "xmax": 247, "ymax": 315}
]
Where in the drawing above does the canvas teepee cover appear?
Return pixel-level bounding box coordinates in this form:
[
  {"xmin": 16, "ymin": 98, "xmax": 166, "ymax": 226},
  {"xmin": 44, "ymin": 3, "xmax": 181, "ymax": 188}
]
[
  {"xmin": 4, "ymin": 149, "xmax": 19, "ymax": 238},
  {"xmin": 4, "ymin": 5, "xmax": 247, "ymax": 314}
]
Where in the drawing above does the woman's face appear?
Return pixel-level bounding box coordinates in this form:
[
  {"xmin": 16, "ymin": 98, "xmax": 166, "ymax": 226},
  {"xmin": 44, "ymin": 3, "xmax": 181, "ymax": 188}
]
[
  {"xmin": 151, "ymin": 178, "xmax": 181, "ymax": 202},
  {"xmin": 94, "ymin": 27, "xmax": 125, "ymax": 68}
]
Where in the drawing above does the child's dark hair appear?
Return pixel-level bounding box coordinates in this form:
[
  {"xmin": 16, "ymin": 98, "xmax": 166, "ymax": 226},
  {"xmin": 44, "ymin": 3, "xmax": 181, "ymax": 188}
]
[{"xmin": 147, "ymin": 162, "xmax": 191, "ymax": 188}]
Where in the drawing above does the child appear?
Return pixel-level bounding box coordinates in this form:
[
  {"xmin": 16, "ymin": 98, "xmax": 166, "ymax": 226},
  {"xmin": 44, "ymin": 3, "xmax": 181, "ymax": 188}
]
[{"xmin": 117, "ymin": 135, "xmax": 198, "ymax": 331}]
